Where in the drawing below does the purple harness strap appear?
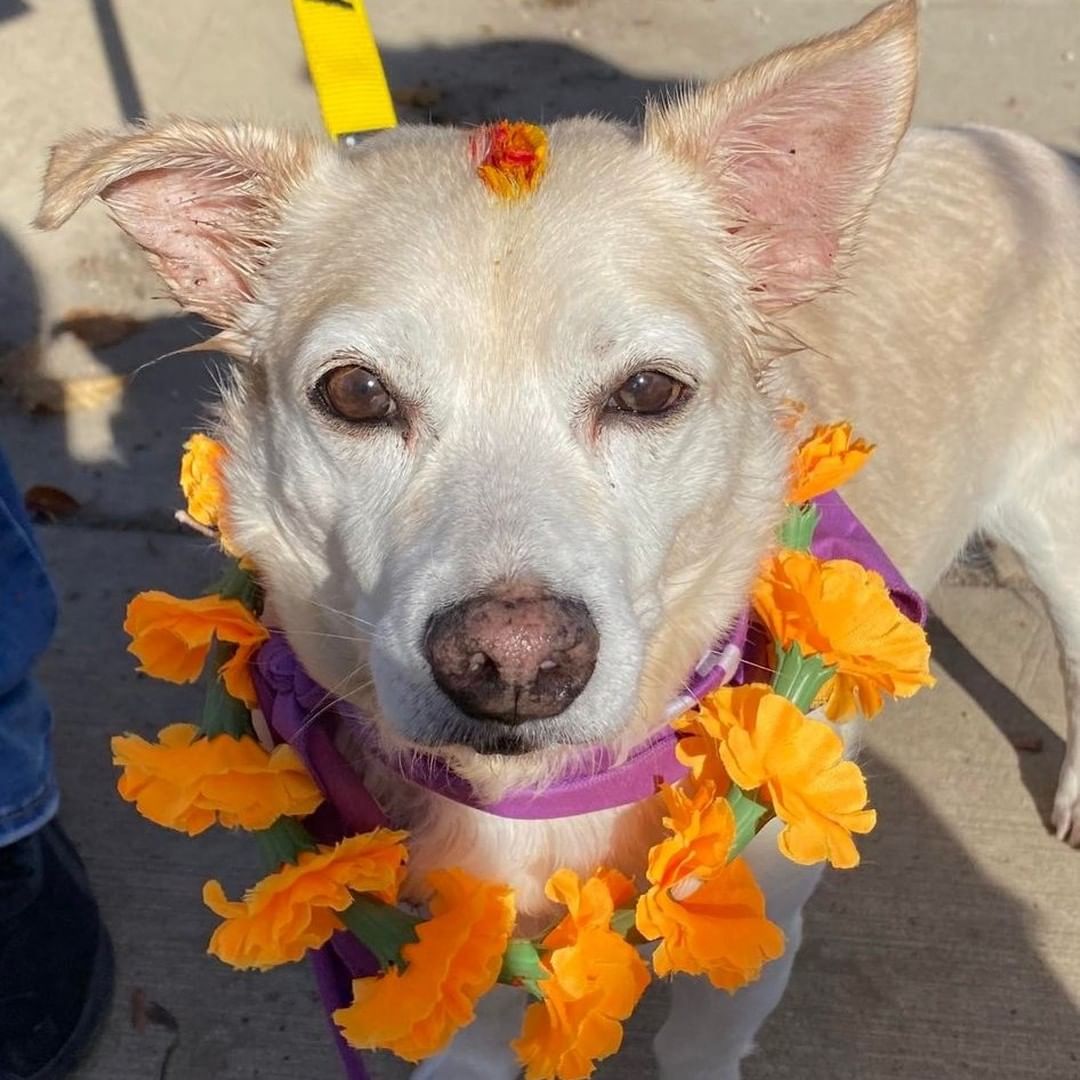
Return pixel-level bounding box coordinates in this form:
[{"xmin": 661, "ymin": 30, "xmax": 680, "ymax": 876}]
[{"xmin": 250, "ymin": 493, "xmax": 925, "ymax": 1080}]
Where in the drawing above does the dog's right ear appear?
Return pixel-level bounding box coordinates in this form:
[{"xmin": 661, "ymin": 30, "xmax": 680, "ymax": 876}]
[{"xmin": 36, "ymin": 120, "xmax": 323, "ymax": 346}]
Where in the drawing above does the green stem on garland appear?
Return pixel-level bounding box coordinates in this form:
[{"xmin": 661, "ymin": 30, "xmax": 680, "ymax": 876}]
[
  {"xmin": 771, "ymin": 644, "xmax": 834, "ymax": 713},
  {"xmin": 499, "ymin": 939, "xmax": 549, "ymax": 998},
  {"xmin": 612, "ymin": 909, "xmax": 648, "ymax": 947},
  {"xmin": 727, "ymin": 785, "xmax": 769, "ymax": 860},
  {"xmin": 610, "ymin": 908, "xmax": 637, "ymax": 938},
  {"xmin": 215, "ymin": 562, "xmax": 262, "ymax": 613},
  {"xmin": 254, "ymin": 815, "xmax": 320, "ymax": 869},
  {"xmin": 200, "ymin": 639, "xmax": 253, "ymax": 738},
  {"xmin": 339, "ymin": 893, "xmax": 421, "ymax": 970},
  {"xmin": 777, "ymin": 503, "xmax": 820, "ymax": 552}
]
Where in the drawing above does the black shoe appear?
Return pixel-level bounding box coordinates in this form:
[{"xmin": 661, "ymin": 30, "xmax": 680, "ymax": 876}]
[{"xmin": 0, "ymin": 821, "xmax": 114, "ymax": 1080}]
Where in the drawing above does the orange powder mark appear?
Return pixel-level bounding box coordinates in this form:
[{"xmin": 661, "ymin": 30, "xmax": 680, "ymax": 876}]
[{"xmin": 471, "ymin": 121, "xmax": 548, "ymax": 200}]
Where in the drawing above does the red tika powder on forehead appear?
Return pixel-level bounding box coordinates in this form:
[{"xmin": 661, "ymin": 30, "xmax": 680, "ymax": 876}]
[{"xmin": 470, "ymin": 121, "xmax": 548, "ymax": 200}]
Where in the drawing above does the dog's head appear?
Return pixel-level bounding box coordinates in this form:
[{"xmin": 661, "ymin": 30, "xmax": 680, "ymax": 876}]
[{"xmin": 38, "ymin": 1, "xmax": 916, "ymax": 791}]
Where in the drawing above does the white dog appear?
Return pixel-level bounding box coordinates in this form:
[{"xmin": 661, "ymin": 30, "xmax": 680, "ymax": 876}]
[{"xmin": 36, "ymin": 0, "xmax": 1080, "ymax": 1075}]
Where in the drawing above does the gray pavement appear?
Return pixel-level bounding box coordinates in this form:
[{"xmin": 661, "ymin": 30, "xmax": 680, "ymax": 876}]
[{"xmin": 1, "ymin": 1, "xmax": 1079, "ymax": 1078}]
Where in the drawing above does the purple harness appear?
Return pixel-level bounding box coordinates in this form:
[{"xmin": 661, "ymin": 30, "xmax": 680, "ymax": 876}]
[{"xmin": 251, "ymin": 491, "xmax": 925, "ymax": 1079}]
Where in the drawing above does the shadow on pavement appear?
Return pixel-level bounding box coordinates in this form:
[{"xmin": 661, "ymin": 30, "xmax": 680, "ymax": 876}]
[
  {"xmin": 0, "ymin": 225, "xmax": 225, "ymax": 533},
  {"xmin": 747, "ymin": 746, "xmax": 1080, "ymax": 1080},
  {"xmin": 929, "ymin": 612, "xmax": 1064, "ymax": 826},
  {"xmin": 380, "ymin": 39, "xmax": 678, "ymax": 126},
  {"xmin": 89, "ymin": 0, "xmax": 146, "ymax": 123},
  {"xmin": 0, "ymin": 0, "xmax": 29, "ymax": 24}
]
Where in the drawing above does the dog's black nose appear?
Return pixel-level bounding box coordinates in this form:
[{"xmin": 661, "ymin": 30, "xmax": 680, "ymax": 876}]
[{"xmin": 424, "ymin": 584, "xmax": 599, "ymax": 723}]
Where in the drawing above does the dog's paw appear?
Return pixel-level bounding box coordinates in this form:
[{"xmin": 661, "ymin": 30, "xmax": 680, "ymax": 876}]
[{"xmin": 1051, "ymin": 759, "xmax": 1080, "ymax": 846}]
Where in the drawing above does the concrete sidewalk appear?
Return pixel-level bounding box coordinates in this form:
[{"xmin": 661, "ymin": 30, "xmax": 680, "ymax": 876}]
[{"xmin": 1, "ymin": 1, "xmax": 1079, "ymax": 1077}]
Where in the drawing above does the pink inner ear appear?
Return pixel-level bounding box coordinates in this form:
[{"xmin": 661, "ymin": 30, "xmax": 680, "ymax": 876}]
[
  {"xmin": 709, "ymin": 50, "xmax": 906, "ymax": 306},
  {"xmin": 102, "ymin": 169, "xmax": 260, "ymax": 323}
]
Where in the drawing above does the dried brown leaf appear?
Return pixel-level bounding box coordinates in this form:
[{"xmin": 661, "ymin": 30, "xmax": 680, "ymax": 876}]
[{"xmin": 24, "ymin": 484, "xmax": 81, "ymax": 521}]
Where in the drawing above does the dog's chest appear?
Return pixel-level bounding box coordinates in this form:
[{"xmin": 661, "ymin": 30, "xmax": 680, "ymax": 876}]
[{"xmin": 364, "ymin": 763, "xmax": 664, "ymax": 923}]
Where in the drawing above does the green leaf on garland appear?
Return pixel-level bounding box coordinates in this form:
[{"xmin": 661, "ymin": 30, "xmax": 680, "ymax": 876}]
[
  {"xmin": 200, "ymin": 639, "xmax": 254, "ymax": 738},
  {"xmin": 610, "ymin": 907, "xmax": 637, "ymax": 937},
  {"xmin": 499, "ymin": 939, "xmax": 548, "ymax": 995},
  {"xmin": 771, "ymin": 643, "xmax": 834, "ymax": 712},
  {"xmin": 339, "ymin": 892, "xmax": 421, "ymax": 970},
  {"xmin": 777, "ymin": 502, "xmax": 820, "ymax": 551},
  {"xmin": 254, "ymin": 815, "xmax": 320, "ymax": 869},
  {"xmin": 727, "ymin": 785, "xmax": 768, "ymax": 860}
]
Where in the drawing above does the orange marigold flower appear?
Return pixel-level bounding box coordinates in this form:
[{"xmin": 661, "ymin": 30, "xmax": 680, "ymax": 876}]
[
  {"xmin": 635, "ymin": 782, "xmax": 784, "ymax": 989},
  {"xmin": 541, "ymin": 866, "xmax": 636, "ymax": 952},
  {"xmin": 124, "ymin": 590, "xmax": 268, "ymax": 705},
  {"xmin": 819, "ymin": 672, "xmax": 894, "ymax": 723},
  {"xmin": 216, "ymin": 638, "xmax": 265, "ymax": 708},
  {"xmin": 474, "ymin": 120, "xmax": 548, "ymax": 200},
  {"xmin": 180, "ymin": 434, "xmax": 240, "ymax": 554},
  {"xmin": 643, "ymin": 780, "xmax": 736, "ymax": 889},
  {"xmin": 204, "ymin": 829, "xmax": 408, "ymax": 970},
  {"xmin": 752, "ymin": 550, "xmax": 934, "ymax": 719},
  {"xmin": 672, "ymin": 724, "xmax": 733, "ymax": 795},
  {"xmin": 684, "ymin": 685, "xmax": 877, "ymax": 868},
  {"xmin": 180, "ymin": 433, "xmax": 227, "ymax": 528},
  {"xmin": 513, "ymin": 869, "xmax": 649, "ymax": 1080},
  {"xmin": 334, "ymin": 868, "xmax": 515, "ymax": 1062},
  {"xmin": 790, "ymin": 422, "xmax": 874, "ymax": 503},
  {"xmin": 111, "ymin": 723, "xmax": 323, "ymax": 835}
]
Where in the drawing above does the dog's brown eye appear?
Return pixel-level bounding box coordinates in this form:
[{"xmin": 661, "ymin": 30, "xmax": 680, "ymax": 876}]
[
  {"xmin": 608, "ymin": 370, "xmax": 688, "ymax": 416},
  {"xmin": 318, "ymin": 365, "xmax": 396, "ymax": 423}
]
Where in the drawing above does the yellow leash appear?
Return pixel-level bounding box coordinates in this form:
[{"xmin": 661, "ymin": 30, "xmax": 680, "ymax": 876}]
[{"xmin": 291, "ymin": 0, "xmax": 396, "ymax": 141}]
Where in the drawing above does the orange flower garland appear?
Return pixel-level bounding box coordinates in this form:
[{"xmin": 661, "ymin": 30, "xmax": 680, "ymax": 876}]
[
  {"xmin": 203, "ymin": 829, "xmax": 408, "ymax": 970},
  {"xmin": 180, "ymin": 433, "xmax": 227, "ymax": 528},
  {"xmin": 678, "ymin": 687, "xmax": 877, "ymax": 868},
  {"xmin": 111, "ymin": 723, "xmax": 323, "ymax": 835},
  {"xmin": 752, "ymin": 550, "xmax": 934, "ymax": 720},
  {"xmin": 790, "ymin": 422, "xmax": 874, "ymax": 503},
  {"xmin": 513, "ymin": 869, "xmax": 649, "ymax": 1080},
  {"xmin": 124, "ymin": 590, "xmax": 268, "ymax": 706},
  {"xmin": 634, "ymin": 783, "xmax": 784, "ymax": 988},
  {"xmin": 112, "ymin": 414, "xmax": 934, "ymax": 1079},
  {"xmin": 179, "ymin": 433, "xmax": 239, "ymax": 553},
  {"xmin": 334, "ymin": 868, "xmax": 516, "ymax": 1061}
]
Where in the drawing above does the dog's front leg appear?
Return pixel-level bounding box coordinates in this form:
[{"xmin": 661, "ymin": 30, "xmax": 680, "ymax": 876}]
[
  {"xmin": 653, "ymin": 820, "xmax": 825, "ymax": 1080},
  {"xmin": 410, "ymin": 983, "xmax": 525, "ymax": 1080},
  {"xmin": 985, "ymin": 455, "xmax": 1080, "ymax": 845}
]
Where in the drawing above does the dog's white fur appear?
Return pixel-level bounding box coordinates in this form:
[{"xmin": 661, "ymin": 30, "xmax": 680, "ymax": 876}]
[{"xmin": 37, "ymin": 0, "xmax": 1080, "ymax": 1074}]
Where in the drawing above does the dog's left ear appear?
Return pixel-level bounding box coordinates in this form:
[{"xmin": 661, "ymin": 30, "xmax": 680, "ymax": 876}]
[
  {"xmin": 646, "ymin": 0, "xmax": 917, "ymax": 310},
  {"xmin": 36, "ymin": 119, "xmax": 324, "ymax": 348}
]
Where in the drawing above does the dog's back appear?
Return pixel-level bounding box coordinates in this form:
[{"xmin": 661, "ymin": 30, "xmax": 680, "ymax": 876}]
[
  {"xmin": 785, "ymin": 123, "xmax": 1080, "ymax": 842},
  {"xmin": 787, "ymin": 125, "xmax": 1080, "ymax": 585}
]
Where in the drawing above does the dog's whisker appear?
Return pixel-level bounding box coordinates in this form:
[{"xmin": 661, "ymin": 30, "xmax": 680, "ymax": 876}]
[
  {"xmin": 289, "ymin": 662, "xmax": 369, "ymax": 740},
  {"xmin": 301, "ymin": 596, "xmax": 378, "ymax": 630},
  {"xmin": 297, "ymin": 674, "xmax": 376, "ymax": 737},
  {"xmin": 270, "ymin": 627, "xmax": 372, "ymax": 644},
  {"xmin": 737, "ymin": 656, "xmax": 779, "ymax": 678}
]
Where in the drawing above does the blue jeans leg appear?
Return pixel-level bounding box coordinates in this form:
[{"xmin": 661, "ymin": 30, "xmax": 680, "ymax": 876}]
[{"xmin": 0, "ymin": 447, "xmax": 59, "ymax": 846}]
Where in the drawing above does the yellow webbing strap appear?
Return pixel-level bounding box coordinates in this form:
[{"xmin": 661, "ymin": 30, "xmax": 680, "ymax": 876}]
[{"xmin": 291, "ymin": 0, "xmax": 397, "ymax": 139}]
